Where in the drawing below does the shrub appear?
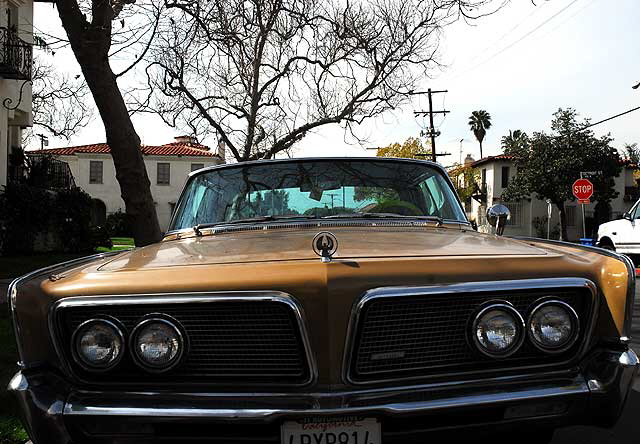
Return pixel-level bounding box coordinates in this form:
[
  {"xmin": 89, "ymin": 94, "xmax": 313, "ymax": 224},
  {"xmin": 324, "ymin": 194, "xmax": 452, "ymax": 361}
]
[
  {"xmin": 0, "ymin": 184, "xmax": 96, "ymax": 255},
  {"xmin": 105, "ymin": 210, "xmax": 133, "ymax": 237}
]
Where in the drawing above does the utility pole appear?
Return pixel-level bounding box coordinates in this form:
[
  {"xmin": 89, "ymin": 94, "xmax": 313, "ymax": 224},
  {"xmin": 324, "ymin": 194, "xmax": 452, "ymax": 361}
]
[
  {"xmin": 414, "ymin": 88, "xmax": 449, "ymax": 162},
  {"xmin": 36, "ymin": 134, "xmax": 48, "ymax": 150}
]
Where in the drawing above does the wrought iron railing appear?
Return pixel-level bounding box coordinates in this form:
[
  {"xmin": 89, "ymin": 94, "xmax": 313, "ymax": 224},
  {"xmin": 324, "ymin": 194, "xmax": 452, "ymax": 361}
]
[
  {"xmin": 0, "ymin": 27, "xmax": 32, "ymax": 80},
  {"xmin": 24, "ymin": 153, "xmax": 76, "ymax": 190}
]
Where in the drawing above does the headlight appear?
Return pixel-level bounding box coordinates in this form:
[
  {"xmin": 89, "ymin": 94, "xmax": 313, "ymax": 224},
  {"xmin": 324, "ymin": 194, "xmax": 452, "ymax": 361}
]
[
  {"xmin": 131, "ymin": 317, "xmax": 185, "ymax": 372},
  {"xmin": 471, "ymin": 303, "xmax": 525, "ymax": 357},
  {"xmin": 528, "ymin": 300, "xmax": 579, "ymax": 353},
  {"xmin": 72, "ymin": 319, "xmax": 124, "ymax": 371}
]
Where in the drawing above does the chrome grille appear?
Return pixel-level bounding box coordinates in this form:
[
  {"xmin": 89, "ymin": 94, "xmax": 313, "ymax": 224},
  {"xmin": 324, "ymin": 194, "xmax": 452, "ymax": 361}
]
[
  {"xmin": 349, "ymin": 286, "xmax": 592, "ymax": 382},
  {"xmin": 56, "ymin": 298, "xmax": 311, "ymax": 386}
]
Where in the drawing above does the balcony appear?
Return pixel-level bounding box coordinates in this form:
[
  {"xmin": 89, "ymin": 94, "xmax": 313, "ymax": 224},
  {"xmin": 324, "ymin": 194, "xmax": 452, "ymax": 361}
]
[{"xmin": 0, "ymin": 27, "xmax": 32, "ymax": 81}]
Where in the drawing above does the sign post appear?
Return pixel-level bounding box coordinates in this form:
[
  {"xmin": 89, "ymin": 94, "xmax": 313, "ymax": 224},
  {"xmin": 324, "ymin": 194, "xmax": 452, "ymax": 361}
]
[
  {"xmin": 573, "ymin": 177, "xmax": 594, "ymax": 239},
  {"xmin": 546, "ymin": 199, "xmax": 552, "ymax": 239}
]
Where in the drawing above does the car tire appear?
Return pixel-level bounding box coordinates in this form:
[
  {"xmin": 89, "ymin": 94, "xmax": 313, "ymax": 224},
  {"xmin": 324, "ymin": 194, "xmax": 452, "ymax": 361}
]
[
  {"xmin": 519, "ymin": 428, "xmax": 555, "ymax": 444},
  {"xmin": 599, "ymin": 240, "xmax": 615, "ymax": 251}
]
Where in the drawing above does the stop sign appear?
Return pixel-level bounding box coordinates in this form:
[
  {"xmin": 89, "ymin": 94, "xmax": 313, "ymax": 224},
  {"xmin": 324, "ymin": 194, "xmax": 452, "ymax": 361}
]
[{"xmin": 572, "ymin": 178, "xmax": 593, "ymax": 200}]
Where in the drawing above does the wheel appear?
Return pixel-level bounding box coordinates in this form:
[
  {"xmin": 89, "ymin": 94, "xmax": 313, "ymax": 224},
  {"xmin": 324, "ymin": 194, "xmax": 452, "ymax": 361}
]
[
  {"xmin": 598, "ymin": 239, "xmax": 615, "ymax": 251},
  {"xmin": 519, "ymin": 428, "xmax": 555, "ymax": 444}
]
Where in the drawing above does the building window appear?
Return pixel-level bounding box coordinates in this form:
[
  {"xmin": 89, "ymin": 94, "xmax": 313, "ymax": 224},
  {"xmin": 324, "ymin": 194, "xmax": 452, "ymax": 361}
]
[
  {"xmin": 566, "ymin": 205, "xmax": 576, "ymax": 227},
  {"xmin": 502, "ymin": 201, "xmax": 522, "ymax": 227},
  {"xmin": 191, "ymin": 163, "xmax": 205, "ymax": 172},
  {"xmin": 157, "ymin": 162, "xmax": 170, "ymax": 185},
  {"xmin": 481, "ymin": 168, "xmax": 486, "ymax": 188},
  {"xmin": 501, "ymin": 166, "xmax": 510, "ymax": 188},
  {"xmin": 89, "ymin": 160, "xmax": 103, "ymax": 184}
]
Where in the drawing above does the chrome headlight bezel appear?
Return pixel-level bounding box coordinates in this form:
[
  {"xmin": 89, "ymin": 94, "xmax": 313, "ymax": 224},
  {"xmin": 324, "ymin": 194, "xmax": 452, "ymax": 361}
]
[
  {"xmin": 71, "ymin": 317, "xmax": 125, "ymax": 372},
  {"xmin": 130, "ymin": 315, "xmax": 186, "ymax": 373},
  {"xmin": 527, "ymin": 299, "xmax": 580, "ymax": 354},
  {"xmin": 470, "ymin": 302, "xmax": 525, "ymax": 358}
]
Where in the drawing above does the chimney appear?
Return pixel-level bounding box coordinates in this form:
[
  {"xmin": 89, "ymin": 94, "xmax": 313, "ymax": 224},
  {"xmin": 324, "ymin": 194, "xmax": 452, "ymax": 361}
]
[
  {"xmin": 174, "ymin": 135, "xmax": 198, "ymax": 145},
  {"xmin": 217, "ymin": 139, "xmax": 226, "ymax": 162},
  {"xmin": 464, "ymin": 154, "xmax": 475, "ymax": 165}
]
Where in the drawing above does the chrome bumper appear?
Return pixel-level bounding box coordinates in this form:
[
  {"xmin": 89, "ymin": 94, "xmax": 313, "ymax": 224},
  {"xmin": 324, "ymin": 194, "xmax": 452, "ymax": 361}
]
[{"xmin": 9, "ymin": 348, "xmax": 639, "ymax": 444}]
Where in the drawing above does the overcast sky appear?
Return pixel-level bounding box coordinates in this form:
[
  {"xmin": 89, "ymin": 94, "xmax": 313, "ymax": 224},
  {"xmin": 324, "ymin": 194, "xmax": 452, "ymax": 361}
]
[{"xmin": 33, "ymin": 0, "xmax": 640, "ymax": 167}]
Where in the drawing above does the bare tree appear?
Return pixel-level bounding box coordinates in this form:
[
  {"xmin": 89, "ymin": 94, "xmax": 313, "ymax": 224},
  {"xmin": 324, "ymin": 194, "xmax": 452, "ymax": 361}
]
[
  {"xmin": 141, "ymin": 0, "xmax": 502, "ymax": 162},
  {"xmin": 24, "ymin": 56, "xmax": 93, "ymax": 143},
  {"xmin": 54, "ymin": 0, "xmax": 162, "ymax": 246}
]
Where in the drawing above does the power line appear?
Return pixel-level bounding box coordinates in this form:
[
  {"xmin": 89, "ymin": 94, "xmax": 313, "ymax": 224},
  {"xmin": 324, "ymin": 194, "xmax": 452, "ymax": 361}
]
[
  {"xmin": 536, "ymin": 0, "xmax": 599, "ymax": 41},
  {"xmin": 464, "ymin": 2, "xmax": 545, "ymax": 67},
  {"xmin": 547, "ymin": 106, "xmax": 640, "ymax": 142},
  {"xmin": 448, "ymin": 0, "xmax": 580, "ymax": 80},
  {"xmin": 573, "ymin": 106, "xmax": 640, "ymax": 134}
]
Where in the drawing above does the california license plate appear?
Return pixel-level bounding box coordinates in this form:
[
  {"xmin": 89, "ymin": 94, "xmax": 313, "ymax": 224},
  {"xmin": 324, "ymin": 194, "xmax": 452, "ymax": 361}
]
[{"xmin": 281, "ymin": 417, "xmax": 381, "ymax": 444}]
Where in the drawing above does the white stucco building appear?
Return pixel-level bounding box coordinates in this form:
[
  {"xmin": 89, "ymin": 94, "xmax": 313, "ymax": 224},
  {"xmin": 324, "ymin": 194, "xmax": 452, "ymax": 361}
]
[
  {"xmin": 463, "ymin": 154, "xmax": 638, "ymax": 240},
  {"xmin": 39, "ymin": 136, "xmax": 225, "ymax": 230},
  {"xmin": 0, "ymin": 0, "xmax": 41, "ymax": 187}
]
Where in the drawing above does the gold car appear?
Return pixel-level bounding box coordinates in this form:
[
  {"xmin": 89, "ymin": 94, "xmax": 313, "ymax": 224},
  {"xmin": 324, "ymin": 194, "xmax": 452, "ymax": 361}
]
[{"xmin": 8, "ymin": 158, "xmax": 638, "ymax": 444}]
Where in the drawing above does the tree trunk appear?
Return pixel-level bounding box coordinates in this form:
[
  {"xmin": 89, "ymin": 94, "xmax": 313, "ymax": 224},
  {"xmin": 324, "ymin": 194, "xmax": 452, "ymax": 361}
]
[
  {"xmin": 479, "ymin": 140, "xmax": 483, "ymax": 159},
  {"xmin": 556, "ymin": 201, "xmax": 568, "ymax": 241},
  {"xmin": 55, "ymin": 1, "xmax": 161, "ymax": 246}
]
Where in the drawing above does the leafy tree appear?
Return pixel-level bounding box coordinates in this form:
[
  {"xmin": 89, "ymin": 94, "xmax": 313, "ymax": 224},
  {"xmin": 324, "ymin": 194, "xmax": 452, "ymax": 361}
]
[
  {"xmin": 503, "ymin": 108, "xmax": 621, "ymax": 240},
  {"xmin": 624, "ymin": 143, "xmax": 639, "ymax": 164},
  {"xmin": 501, "ymin": 130, "xmax": 528, "ymax": 152},
  {"xmin": 447, "ymin": 163, "xmax": 480, "ymax": 208},
  {"xmin": 376, "ymin": 137, "xmax": 430, "ymax": 159},
  {"xmin": 468, "ymin": 110, "xmax": 492, "ymax": 159}
]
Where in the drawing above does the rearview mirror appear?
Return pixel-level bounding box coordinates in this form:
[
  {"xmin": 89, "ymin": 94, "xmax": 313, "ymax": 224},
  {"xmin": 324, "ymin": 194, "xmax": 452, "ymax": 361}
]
[
  {"xmin": 487, "ymin": 204, "xmax": 511, "ymax": 236},
  {"xmin": 623, "ymin": 212, "xmax": 632, "ymax": 221}
]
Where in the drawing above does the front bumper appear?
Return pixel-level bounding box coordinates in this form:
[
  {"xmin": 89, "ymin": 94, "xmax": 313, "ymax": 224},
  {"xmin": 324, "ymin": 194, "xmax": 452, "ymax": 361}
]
[{"xmin": 9, "ymin": 348, "xmax": 639, "ymax": 444}]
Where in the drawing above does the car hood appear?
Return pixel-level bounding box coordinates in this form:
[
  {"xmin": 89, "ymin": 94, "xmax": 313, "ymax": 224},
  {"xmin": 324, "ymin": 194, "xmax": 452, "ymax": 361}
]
[
  {"xmin": 99, "ymin": 226, "xmax": 548, "ymax": 272},
  {"xmin": 598, "ymin": 218, "xmax": 626, "ymax": 234}
]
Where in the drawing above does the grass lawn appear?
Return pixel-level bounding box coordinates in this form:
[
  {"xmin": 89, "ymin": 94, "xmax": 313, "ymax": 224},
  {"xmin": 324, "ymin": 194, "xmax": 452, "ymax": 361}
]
[
  {"xmin": 0, "ymin": 314, "xmax": 28, "ymax": 444},
  {"xmin": 111, "ymin": 237, "xmax": 134, "ymax": 246},
  {"xmin": 0, "ymin": 238, "xmax": 135, "ymax": 280},
  {"xmin": 95, "ymin": 237, "xmax": 135, "ymax": 253}
]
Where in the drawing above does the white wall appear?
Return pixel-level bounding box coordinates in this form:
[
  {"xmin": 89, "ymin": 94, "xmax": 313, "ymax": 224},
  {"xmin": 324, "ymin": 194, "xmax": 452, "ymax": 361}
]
[
  {"xmin": 60, "ymin": 154, "xmax": 222, "ymax": 231},
  {"xmin": 0, "ymin": 0, "xmax": 33, "ymax": 187}
]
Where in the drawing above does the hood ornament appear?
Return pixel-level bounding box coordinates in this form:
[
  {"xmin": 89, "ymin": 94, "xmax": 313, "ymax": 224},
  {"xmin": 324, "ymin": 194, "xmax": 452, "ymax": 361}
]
[{"xmin": 312, "ymin": 232, "xmax": 338, "ymax": 263}]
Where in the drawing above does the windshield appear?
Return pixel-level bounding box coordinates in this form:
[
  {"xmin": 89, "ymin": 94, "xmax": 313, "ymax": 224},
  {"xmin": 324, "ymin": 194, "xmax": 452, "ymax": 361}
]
[{"xmin": 169, "ymin": 159, "xmax": 466, "ymax": 231}]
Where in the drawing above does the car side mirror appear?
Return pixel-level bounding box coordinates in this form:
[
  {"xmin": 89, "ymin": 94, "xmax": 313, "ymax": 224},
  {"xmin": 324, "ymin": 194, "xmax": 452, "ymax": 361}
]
[
  {"xmin": 623, "ymin": 212, "xmax": 632, "ymax": 221},
  {"xmin": 487, "ymin": 204, "xmax": 511, "ymax": 236}
]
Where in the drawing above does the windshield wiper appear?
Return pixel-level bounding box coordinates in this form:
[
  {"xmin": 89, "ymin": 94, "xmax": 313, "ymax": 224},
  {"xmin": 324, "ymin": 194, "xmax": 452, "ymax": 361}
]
[
  {"xmin": 323, "ymin": 212, "xmax": 443, "ymax": 225},
  {"xmin": 192, "ymin": 215, "xmax": 317, "ymax": 236}
]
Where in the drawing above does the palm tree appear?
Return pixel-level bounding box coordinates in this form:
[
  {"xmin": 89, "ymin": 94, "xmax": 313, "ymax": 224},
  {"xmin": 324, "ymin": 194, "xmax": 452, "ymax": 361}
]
[
  {"xmin": 468, "ymin": 110, "xmax": 492, "ymax": 159},
  {"xmin": 501, "ymin": 129, "xmax": 528, "ymax": 153}
]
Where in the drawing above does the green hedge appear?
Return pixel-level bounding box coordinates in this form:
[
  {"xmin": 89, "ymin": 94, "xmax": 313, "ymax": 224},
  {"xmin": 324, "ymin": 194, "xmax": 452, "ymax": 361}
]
[{"xmin": 0, "ymin": 183, "xmax": 95, "ymax": 255}]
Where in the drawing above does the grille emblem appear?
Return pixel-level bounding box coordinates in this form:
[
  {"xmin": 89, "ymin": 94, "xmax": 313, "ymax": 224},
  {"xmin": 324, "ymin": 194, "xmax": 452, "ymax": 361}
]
[{"xmin": 312, "ymin": 232, "xmax": 338, "ymax": 263}]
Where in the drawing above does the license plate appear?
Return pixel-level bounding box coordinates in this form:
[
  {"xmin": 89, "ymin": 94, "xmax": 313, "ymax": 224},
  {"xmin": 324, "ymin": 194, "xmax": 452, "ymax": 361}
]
[{"xmin": 281, "ymin": 417, "xmax": 381, "ymax": 444}]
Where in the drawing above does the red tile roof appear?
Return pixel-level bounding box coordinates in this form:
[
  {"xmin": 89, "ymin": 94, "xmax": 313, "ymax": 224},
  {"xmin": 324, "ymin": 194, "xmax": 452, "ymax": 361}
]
[
  {"xmin": 470, "ymin": 154, "xmax": 514, "ymax": 167},
  {"xmin": 40, "ymin": 141, "xmax": 218, "ymax": 158}
]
